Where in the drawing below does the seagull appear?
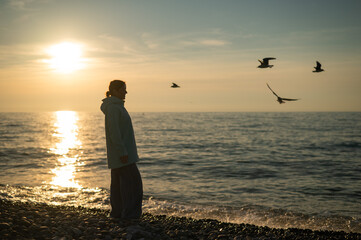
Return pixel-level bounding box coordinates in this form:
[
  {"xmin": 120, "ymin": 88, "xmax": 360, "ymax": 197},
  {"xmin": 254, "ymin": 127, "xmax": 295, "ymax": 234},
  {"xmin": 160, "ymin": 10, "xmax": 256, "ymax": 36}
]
[
  {"xmin": 266, "ymin": 83, "xmax": 299, "ymax": 104},
  {"xmin": 313, "ymin": 61, "xmax": 324, "ymax": 73},
  {"xmin": 171, "ymin": 82, "xmax": 180, "ymax": 88},
  {"xmin": 258, "ymin": 57, "xmax": 276, "ymax": 68}
]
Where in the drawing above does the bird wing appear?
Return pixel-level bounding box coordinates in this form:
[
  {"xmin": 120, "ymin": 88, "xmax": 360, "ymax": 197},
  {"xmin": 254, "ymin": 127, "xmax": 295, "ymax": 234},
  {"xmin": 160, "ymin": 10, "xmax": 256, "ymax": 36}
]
[
  {"xmin": 263, "ymin": 58, "xmax": 275, "ymax": 65},
  {"xmin": 316, "ymin": 61, "xmax": 321, "ymax": 68},
  {"xmin": 258, "ymin": 59, "xmax": 263, "ymax": 64},
  {"xmin": 282, "ymin": 98, "xmax": 299, "ymax": 101},
  {"xmin": 266, "ymin": 83, "xmax": 279, "ymax": 97}
]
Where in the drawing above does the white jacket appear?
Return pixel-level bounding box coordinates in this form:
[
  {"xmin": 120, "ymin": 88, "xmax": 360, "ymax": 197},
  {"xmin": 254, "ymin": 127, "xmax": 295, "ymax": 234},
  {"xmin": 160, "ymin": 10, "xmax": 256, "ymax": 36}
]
[{"xmin": 100, "ymin": 96, "xmax": 139, "ymax": 169}]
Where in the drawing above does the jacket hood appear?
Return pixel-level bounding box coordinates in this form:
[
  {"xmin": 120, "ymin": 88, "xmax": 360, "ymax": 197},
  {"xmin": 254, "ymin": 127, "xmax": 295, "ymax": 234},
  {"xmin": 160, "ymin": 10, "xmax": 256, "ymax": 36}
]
[{"xmin": 100, "ymin": 96, "xmax": 124, "ymax": 114}]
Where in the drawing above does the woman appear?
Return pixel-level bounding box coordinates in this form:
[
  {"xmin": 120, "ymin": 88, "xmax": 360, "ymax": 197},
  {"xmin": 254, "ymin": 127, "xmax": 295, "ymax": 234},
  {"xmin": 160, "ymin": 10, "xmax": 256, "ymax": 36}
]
[{"xmin": 100, "ymin": 80, "xmax": 143, "ymax": 220}]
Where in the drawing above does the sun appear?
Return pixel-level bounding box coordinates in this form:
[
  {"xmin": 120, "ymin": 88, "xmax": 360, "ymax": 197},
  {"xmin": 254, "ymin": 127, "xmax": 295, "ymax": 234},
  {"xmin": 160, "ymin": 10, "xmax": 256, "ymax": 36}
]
[{"xmin": 44, "ymin": 42, "xmax": 86, "ymax": 74}]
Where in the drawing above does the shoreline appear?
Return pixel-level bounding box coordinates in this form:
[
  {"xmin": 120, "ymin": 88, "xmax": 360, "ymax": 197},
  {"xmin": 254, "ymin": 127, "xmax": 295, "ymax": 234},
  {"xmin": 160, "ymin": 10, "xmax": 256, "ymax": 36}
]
[{"xmin": 1, "ymin": 199, "xmax": 360, "ymax": 240}]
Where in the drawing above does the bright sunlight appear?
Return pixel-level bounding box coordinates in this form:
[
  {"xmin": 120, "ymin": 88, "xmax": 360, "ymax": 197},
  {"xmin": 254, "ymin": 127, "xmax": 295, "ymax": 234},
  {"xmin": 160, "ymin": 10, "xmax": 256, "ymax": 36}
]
[
  {"xmin": 44, "ymin": 42, "xmax": 86, "ymax": 74},
  {"xmin": 49, "ymin": 111, "xmax": 83, "ymax": 189}
]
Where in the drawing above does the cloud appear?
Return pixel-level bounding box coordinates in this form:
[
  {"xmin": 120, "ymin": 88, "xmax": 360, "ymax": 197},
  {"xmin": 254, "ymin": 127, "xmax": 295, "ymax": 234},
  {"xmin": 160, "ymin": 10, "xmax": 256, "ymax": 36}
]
[
  {"xmin": 7, "ymin": 0, "xmax": 50, "ymax": 10},
  {"xmin": 97, "ymin": 34, "xmax": 146, "ymax": 56},
  {"xmin": 198, "ymin": 39, "xmax": 229, "ymax": 46},
  {"xmin": 93, "ymin": 34, "xmax": 156, "ymax": 65},
  {"xmin": 8, "ymin": 0, "xmax": 34, "ymax": 10},
  {"xmin": 92, "ymin": 30, "xmax": 234, "ymax": 67},
  {"xmin": 180, "ymin": 39, "xmax": 230, "ymax": 48},
  {"xmin": 0, "ymin": 44, "xmax": 43, "ymax": 69},
  {"xmin": 141, "ymin": 33, "xmax": 159, "ymax": 50},
  {"xmin": 139, "ymin": 29, "xmax": 231, "ymax": 49}
]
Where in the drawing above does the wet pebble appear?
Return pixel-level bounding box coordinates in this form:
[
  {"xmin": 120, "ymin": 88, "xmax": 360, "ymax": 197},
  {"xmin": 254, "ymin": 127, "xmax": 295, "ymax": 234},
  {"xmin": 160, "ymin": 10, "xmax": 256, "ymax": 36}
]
[{"xmin": 1, "ymin": 199, "xmax": 361, "ymax": 240}]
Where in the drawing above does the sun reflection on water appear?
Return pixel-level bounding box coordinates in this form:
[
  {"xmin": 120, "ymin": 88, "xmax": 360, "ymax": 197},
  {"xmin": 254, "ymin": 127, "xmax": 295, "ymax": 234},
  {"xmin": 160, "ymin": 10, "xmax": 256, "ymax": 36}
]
[{"xmin": 49, "ymin": 111, "xmax": 82, "ymax": 189}]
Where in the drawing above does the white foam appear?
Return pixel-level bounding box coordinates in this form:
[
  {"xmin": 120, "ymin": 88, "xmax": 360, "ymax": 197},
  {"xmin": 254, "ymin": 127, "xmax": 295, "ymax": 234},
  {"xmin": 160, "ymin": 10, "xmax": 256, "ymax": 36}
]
[{"xmin": 143, "ymin": 196, "xmax": 361, "ymax": 233}]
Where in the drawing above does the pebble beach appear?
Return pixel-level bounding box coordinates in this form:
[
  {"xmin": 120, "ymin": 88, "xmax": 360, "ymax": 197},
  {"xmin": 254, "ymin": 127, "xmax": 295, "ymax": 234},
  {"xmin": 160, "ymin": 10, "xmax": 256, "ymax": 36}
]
[{"xmin": 1, "ymin": 199, "xmax": 360, "ymax": 240}]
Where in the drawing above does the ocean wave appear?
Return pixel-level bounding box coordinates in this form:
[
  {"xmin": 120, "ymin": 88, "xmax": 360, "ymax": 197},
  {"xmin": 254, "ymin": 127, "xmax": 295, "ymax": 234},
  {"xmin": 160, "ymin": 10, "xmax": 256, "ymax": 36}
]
[
  {"xmin": 335, "ymin": 141, "xmax": 360, "ymax": 149},
  {"xmin": 142, "ymin": 196, "xmax": 361, "ymax": 233},
  {"xmin": 303, "ymin": 141, "xmax": 361, "ymax": 152}
]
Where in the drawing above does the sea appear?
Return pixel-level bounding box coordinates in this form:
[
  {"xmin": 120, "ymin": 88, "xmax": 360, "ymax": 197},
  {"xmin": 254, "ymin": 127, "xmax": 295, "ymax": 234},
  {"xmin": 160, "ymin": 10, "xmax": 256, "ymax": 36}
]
[{"xmin": 0, "ymin": 112, "xmax": 360, "ymax": 233}]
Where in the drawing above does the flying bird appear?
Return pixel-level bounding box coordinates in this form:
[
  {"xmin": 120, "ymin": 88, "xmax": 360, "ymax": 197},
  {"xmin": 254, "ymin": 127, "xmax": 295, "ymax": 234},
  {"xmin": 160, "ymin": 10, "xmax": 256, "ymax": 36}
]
[
  {"xmin": 258, "ymin": 57, "xmax": 276, "ymax": 68},
  {"xmin": 171, "ymin": 82, "xmax": 180, "ymax": 88},
  {"xmin": 313, "ymin": 61, "xmax": 324, "ymax": 73},
  {"xmin": 266, "ymin": 83, "xmax": 299, "ymax": 104}
]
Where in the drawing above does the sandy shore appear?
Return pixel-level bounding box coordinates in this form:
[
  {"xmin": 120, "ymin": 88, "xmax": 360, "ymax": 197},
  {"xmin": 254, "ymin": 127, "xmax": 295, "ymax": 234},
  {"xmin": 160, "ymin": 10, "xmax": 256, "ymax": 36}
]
[{"xmin": 0, "ymin": 199, "xmax": 360, "ymax": 240}]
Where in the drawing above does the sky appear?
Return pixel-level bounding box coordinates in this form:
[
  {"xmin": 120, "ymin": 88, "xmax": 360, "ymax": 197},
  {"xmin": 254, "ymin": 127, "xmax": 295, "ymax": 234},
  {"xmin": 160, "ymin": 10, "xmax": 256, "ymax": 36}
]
[{"xmin": 1, "ymin": 0, "xmax": 361, "ymax": 112}]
